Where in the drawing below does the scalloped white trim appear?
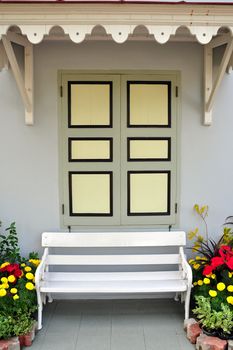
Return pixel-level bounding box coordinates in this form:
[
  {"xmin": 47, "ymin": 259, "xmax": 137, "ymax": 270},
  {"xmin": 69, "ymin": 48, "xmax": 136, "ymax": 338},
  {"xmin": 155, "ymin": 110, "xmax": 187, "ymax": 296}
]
[{"xmin": 0, "ymin": 24, "xmax": 232, "ymax": 45}]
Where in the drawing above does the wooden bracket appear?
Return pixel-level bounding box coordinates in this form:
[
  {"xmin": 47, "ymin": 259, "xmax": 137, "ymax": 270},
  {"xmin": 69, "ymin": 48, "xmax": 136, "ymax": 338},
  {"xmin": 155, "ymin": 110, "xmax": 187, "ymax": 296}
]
[
  {"xmin": 204, "ymin": 36, "xmax": 233, "ymax": 126},
  {"xmin": 227, "ymin": 52, "xmax": 233, "ymax": 74},
  {"xmin": 1, "ymin": 32, "xmax": 34, "ymax": 125},
  {"xmin": 0, "ymin": 42, "xmax": 8, "ymax": 71}
]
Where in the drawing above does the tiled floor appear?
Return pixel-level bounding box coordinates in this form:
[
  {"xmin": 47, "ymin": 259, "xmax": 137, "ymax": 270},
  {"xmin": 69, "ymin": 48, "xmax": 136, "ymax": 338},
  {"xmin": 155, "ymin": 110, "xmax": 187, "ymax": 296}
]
[{"xmin": 30, "ymin": 299, "xmax": 195, "ymax": 350}]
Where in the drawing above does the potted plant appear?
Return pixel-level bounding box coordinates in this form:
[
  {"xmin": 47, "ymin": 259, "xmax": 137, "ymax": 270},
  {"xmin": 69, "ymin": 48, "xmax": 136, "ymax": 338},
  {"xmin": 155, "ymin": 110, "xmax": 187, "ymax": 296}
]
[
  {"xmin": 13, "ymin": 312, "xmax": 36, "ymax": 346},
  {"xmin": 188, "ymin": 205, "xmax": 233, "ymax": 339},
  {"xmin": 0, "ymin": 314, "xmax": 14, "ymax": 339},
  {"xmin": 193, "ymin": 296, "xmax": 233, "ymax": 339}
]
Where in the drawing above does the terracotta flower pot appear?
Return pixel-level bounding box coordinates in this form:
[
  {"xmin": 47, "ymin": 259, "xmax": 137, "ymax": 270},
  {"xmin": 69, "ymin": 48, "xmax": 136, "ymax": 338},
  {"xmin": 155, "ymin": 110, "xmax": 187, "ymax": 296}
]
[
  {"xmin": 18, "ymin": 334, "xmax": 25, "ymax": 346},
  {"xmin": 23, "ymin": 333, "xmax": 32, "ymax": 346}
]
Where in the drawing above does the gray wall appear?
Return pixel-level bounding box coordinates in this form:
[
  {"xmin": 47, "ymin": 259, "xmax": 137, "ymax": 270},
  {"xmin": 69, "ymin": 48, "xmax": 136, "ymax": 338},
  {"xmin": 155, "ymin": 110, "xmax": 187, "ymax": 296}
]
[{"xmin": 0, "ymin": 40, "xmax": 233, "ymax": 257}]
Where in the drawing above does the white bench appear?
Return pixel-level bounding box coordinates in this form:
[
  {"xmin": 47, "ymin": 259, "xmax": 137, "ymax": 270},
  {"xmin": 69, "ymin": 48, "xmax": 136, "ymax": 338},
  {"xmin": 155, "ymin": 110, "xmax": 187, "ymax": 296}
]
[{"xmin": 35, "ymin": 231, "xmax": 192, "ymax": 330}]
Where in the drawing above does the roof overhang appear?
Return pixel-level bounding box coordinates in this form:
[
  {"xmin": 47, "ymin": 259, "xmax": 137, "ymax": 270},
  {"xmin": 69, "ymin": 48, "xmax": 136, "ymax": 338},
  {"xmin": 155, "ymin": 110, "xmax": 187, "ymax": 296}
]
[
  {"xmin": 0, "ymin": 3, "xmax": 233, "ymax": 44},
  {"xmin": 0, "ymin": 2, "xmax": 233, "ymax": 126}
]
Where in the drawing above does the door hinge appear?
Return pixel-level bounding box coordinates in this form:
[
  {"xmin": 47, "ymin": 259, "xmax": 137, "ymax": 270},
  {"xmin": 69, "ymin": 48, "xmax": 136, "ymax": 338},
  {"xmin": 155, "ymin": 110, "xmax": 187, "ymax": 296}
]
[
  {"xmin": 62, "ymin": 204, "xmax": 65, "ymax": 215},
  {"xmin": 175, "ymin": 86, "xmax": 178, "ymax": 98},
  {"xmin": 60, "ymin": 85, "xmax": 63, "ymax": 98},
  {"xmin": 175, "ymin": 203, "xmax": 178, "ymax": 214}
]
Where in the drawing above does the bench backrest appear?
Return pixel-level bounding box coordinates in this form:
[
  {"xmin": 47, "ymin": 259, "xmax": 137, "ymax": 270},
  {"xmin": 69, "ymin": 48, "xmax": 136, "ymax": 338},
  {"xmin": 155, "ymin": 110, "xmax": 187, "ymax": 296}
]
[
  {"xmin": 42, "ymin": 231, "xmax": 186, "ymax": 268},
  {"xmin": 42, "ymin": 231, "xmax": 186, "ymax": 248}
]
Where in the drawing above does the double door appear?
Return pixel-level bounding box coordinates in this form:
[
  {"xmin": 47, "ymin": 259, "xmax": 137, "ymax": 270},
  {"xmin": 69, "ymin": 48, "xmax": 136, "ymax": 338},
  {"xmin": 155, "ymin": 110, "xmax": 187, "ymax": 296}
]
[{"xmin": 60, "ymin": 73, "xmax": 178, "ymax": 227}]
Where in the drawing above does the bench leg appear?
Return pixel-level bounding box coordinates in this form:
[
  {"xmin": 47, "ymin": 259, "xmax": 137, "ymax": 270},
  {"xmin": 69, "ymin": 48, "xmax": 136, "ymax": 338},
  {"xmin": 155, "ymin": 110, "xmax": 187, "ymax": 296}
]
[
  {"xmin": 38, "ymin": 303, "xmax": 43, "ymax": 330},
  {"xmin": 174, "ymin": 292, "xmax": 180, "ymax": 301},
  {"xmin": 47, "ymin": 293, "xmax": 53, "ymax": 303},
  {"xmin": 37, "ymin": 290, "xmax": 43, "ymax": 330},
  {"xmin": 184, "ymin": 287, "xmax": 191, "ymax": 320}
]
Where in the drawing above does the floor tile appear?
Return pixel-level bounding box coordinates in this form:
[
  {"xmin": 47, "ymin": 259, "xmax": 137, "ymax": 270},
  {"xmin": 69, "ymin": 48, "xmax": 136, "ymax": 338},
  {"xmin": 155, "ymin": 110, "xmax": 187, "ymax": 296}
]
[
  {"xmin": 177, "ymin": 333, "xmax": 196, "ymax": 350},
  {"xmin": 112, "ymin": 313, "xmax": 142, "ymax": 332},
  {"xmin": 45, "ymin": 314, "xmax": 81, "ymax": 335},
  {"xmin": 29, "ymin": 299, "xmax": 194, "ymax": 350},
  {"xmin": 79, "ymin": 313, "xmax": 111, "ymax": 335},
  {"xmin": 37, "ymin": 334, "xmax": 77, "ymax": 350},
  {"xmin": 144, "ymin": 330, "xmax": 181, "ymax": 350},
  {"xmin": 111, "ymin": 331, "xmax": 146, "ymax": 350}
]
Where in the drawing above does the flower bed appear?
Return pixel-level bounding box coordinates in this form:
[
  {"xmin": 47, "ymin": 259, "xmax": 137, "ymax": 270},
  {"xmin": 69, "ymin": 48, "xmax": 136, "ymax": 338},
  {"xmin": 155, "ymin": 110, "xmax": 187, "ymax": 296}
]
[
  {"xmin": 189, "ymin": 205, "xmax": 233, "ymax": 339},
  {"xmin": 0, "ymin": 221, "xmax": 40, "ymax": 343}
]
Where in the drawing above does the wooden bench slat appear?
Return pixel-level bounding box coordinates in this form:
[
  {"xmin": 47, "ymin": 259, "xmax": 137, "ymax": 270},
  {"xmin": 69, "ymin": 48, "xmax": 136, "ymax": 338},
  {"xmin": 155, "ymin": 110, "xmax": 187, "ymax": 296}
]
[
  {"xmin": 44, "ymin": 271, "xmax": 183, "ymax": 282},
  {"xmin": 47, "ymin": 254, "xmax": 180, "ymax": 265},
  {"xmin": 42, "ymin": 231, "xmax": 186, "ymax": 247},
  {"xmin": 40, "ymin": 279, "xmax": 187, "ymax": 293}
]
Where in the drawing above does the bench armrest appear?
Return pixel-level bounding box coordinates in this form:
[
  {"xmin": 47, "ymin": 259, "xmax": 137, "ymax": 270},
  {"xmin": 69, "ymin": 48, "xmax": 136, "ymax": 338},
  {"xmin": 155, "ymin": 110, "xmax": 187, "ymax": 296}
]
[
  {"xmin": 35, "ymin": 248, "xmax": 49, "ymax": 287},
  {"xmin": 179, "ymin": 247, "xmax": 192, "ymax": 287}
]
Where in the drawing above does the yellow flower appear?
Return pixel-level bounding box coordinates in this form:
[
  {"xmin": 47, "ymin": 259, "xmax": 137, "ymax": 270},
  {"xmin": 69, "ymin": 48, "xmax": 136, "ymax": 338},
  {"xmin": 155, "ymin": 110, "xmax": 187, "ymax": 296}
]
[
  {"xmin": 209, "ymin": 290, "xmax": 217, "ymax": 297},
  {"xmin": 24, "ymin": 266, "xmax": 32, "ymax": 272},
  {"xmin": 0, "ymin": 289, "xmax": 7, "ymax": 297},
  {"xmin": 25, "ymin": 282, "xmax": 34, "ymax": 291},
  {"xmin": 29, "ymin": 259, "xmax": 40, "ymax": 267},
  {"xmin": 227, "ymin": 296, "xmax": 233, "ymax": 305},
  {"xmin": 0, "ymin": 262, "xmax": 10, "ymax": 268},
  {"xmin": 229, "ymin": 272, "xmax": 232, "ymax": 278},
  {"xmin": 227, "ymin": 285, "xmax": 233, "ymax": 292},
  {"xmin": 189, "ymin": 259, "xmax": 195, "ymax": 264},
  {"xmin": 8, "ymin": 275, "xmax": 16, "ymax": 283},
  {"xmin": 193, "ymin": 264, "xmax": 200, "ymax": 270},
  {"xmin": 196, "ymin": 256, "xmax": 202, "ymax": 260},
  {"xmin": 194, "ymin": 204, "xmax": 200, "ymax": 214},
  {"xmin": 217, "ymin": 282, "xmax": 226, "ymax": 291},
  {"xmin": 1, "ymin": 283, "xmax": 9, "ymax": 289},
  {"xmin": 211, "ymin": 274, "xmax": 216, "ymax": 279},
  {"xmin": 13, "ymin": 294, "xmax": 19, "ymax": 300},
  {"xmin": 203, "ymin": 278, "xmax": 210, "ymax": 285},
  {"xmin": 25, "ymin": 272, "xmax": 34, "ymax": 280},
  {"xmin": 200, "ymin": 205, "xmax": 208, "ymax": 214},
  {"xmin": 10, "ymin": 288, "xmax": 17, "ymax": 294},
  {"xmin": 193, "ymin": 282, "xmax": 197, "ymax": 286},
  {"xmin": 197, "ymin": 280, "xmax": 203, "ymax": 286},
  {"xmin": 21, "ymin": 263, "xmax": 26, "ymax": 267},
  {"xmin": 188, "ymin": 228, "xmax": 199, "ymax": 240},
  {"xmin": 1, "ymin": 277, "xmax": 8, "ymax": 284}
]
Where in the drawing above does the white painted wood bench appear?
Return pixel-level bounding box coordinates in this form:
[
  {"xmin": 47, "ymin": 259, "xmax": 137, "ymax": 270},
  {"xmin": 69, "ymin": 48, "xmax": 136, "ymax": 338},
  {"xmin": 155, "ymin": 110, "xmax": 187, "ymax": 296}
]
[{"xmin": 35, "ymin": 231, "xmax": 192, "ymax": 330}]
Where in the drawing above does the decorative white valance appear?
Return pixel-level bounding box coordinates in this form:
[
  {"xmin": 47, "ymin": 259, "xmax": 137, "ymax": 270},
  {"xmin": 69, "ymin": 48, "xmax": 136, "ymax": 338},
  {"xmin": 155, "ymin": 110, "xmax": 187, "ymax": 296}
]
[{"xmin": 0, "ymin": 23, "xmax": 228, "ymax": 44}]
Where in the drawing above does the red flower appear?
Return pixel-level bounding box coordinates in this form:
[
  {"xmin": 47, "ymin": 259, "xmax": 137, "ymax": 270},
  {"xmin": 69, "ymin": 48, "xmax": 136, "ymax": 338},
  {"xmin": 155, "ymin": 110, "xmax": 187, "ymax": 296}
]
[
  {"xmin": 211, "ymin": 257, "xmax": 224, "ymax": 268},
  {"xmin": 0, "ymin": 263, "xmax": 22, "ymax": 278},
  {"xmin": 219, "ymin": 245, "xmax": 233, "ymax": 257},
  {"xmin": 226, "ymin": 258, "xmax": 233, "ymax": 270},
  {"xmin": 203, "ymin": 265, "xmax": 213, "ymax": 276}
]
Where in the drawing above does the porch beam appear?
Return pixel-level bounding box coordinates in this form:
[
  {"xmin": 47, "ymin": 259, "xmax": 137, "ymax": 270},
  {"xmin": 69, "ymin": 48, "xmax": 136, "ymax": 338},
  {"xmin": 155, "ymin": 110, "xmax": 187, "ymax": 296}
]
[
  {"xmin": 1, "ymin": 35, "xmax": 34, "ymax": 125},
  {"xmin": 0, "ymin": 41, "xmax": 8, "ymax": 71},
  {"xmin": 206, "ymin": 38, "xmax": 233, "ymax": 116}
]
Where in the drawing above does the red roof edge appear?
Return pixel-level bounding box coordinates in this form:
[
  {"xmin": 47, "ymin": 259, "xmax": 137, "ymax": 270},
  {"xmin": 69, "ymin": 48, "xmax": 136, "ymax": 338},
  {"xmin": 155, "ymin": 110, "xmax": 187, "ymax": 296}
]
[{"xmin": 0, "ymin": 0, "xmax": 233, "ymax": 4}]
